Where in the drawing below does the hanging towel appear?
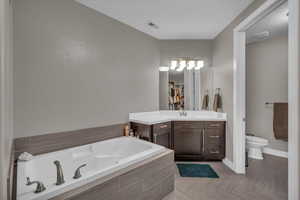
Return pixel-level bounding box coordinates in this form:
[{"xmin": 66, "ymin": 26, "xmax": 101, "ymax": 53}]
[
  {"xmin": 202, "ymin": 94, "xmax": 209, "ymax": 110},
  {"xmin": 273, "ymin": 103, "xmax": 288, "ymax": 141},
  {"xmin": 213, "ymin": 88, "xmax": 222, "ymax": 112}
]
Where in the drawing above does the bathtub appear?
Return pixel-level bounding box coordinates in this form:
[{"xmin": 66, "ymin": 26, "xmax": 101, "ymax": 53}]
[{"xmin": 17, "ymin": 137, "xmax": 166, "ymax": 200}]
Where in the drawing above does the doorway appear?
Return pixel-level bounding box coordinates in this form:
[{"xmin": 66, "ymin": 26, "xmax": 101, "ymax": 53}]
[{"xmin": 233, "ymin": 0, "xmax": 299, "ymax": 199}]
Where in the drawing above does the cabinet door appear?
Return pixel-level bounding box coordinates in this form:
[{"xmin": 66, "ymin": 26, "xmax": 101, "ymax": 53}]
[
  {"xmin": 153, "ymin": 131, "xmax": 171, "ymax": 148},
  {"xmin": 173, "ymin": 121, "xmax": 203, "ymax": 157},
  {"xmin": 202, "ymin": 123, "xmax": 225, "ymax": 160},
  {"xmin": 153, "ymin": 122, "xmax": 172, "ymax": 148},
  {"xmin": 130, "ymin": 122, "xmax": 152, "ymax": 141}
]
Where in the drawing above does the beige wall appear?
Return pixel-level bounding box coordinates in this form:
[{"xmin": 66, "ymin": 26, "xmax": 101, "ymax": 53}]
[
  {"xmin": 159, "ymin": 40, "xmax": 213, "ymax": 67},
  {"xmin": 246, "ymin": 35, "xmax": 288, "ymax": 152},
  {"xmin": 14, "ymin": 0, "xmax": 160, "ymax": 138},
  {"xmin": 159, "ymin": 40, "xmax": 213, "ymax": 110},
  {"xmin": 0, "ymin": 0, "xmax": 14, "ymax": 199},
  {"xmin": 212, "ymin": 0, "xmax": 266, "ymax": 161}
]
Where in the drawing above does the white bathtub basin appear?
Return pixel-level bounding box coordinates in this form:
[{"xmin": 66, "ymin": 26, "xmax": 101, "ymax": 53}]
[{"xmin": 17, "ymin": 137, "xmax": 165, "ymax": 200}]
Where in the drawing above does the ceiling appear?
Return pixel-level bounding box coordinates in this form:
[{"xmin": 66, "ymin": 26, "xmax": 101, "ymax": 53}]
[
  {"xmin": 246, "ymin": 2, "xmax": 288, "ymax": 44},
  {"xmin": 76, "ymin": 0, "xmax": 255, "ymax": 40}
]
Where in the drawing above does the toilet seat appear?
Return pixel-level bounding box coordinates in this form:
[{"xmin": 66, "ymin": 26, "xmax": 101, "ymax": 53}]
[{"xmin": 246, "ymin": 136, "xmax": 268, "ymax": 145}]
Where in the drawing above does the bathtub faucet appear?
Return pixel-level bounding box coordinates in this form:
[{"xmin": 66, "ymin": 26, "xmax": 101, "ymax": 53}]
[
  {"xmin": 54, "ymin": 160, "xmax": 65, "ymax": 185},
  {"xmin": 26, "ymin": 177, "xmax": 46, "ymax": 193},
  {"xmin": 73, "ymin": 164, "xmax": 87, "ymax": 179}
]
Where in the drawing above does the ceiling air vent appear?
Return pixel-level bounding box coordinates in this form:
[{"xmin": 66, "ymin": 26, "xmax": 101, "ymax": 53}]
[
  {"xmin": 247, "ymin": 31, "xmax": 270, "ymax": 44},
  {"xmin": 148, "ymin": 22, "xmax": 159, "ymax": 29},
  {"xmin": 254, "ymin": 31, "xmax": 270, "ymax": 39}
]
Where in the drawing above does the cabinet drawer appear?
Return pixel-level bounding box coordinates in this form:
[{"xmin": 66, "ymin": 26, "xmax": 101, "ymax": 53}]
[
  {"xmin": 153, "ymin": 122, "xmax": 171, "ymax": 134},
  {"xmin": 205, "ymin": 129, "xmax": 224, "ymax": 136},
  {"xmin": 204, "ymin": 144, "xmax": 225, "ymax": 159},
  {"xmin": 173, "ymin": 121, "xmax": 205, "ymax": 130},
  {"xmin": 203, "ymin": 129, "xmax": 225, "ymax": 160},
  {"xmin": 204, "ymin": 121, "xmax": 226, "ymax": 129}
]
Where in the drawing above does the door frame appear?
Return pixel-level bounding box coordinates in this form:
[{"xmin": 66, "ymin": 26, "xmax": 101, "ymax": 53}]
[{"xmin": 233, "ymin": 0, "xmax": 300, "ymax": 199}]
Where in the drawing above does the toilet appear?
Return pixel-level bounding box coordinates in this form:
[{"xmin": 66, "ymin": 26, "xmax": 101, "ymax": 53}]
[{"xmin": 246, "ymin": 136, "xmax": 269, "ymax": 160}]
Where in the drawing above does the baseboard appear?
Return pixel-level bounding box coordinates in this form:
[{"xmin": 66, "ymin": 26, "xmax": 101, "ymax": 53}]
[
  {"xmin": 263, "ymin": 147, "xmax": 288, "ymax": 158},
  {"xmin": 222, "ymin": 158, "xmax": 235, "ymax": 171}
]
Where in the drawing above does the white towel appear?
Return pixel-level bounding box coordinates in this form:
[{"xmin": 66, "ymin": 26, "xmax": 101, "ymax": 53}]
[{"xmin": 18, "ymin": 152, "xmax": 34, "ymax": 161}]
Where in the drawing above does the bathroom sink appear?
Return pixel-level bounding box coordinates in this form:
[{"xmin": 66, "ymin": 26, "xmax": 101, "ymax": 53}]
[{"xmin": 129, "ymin": 110, "xmax": 227, "ymax": 125}]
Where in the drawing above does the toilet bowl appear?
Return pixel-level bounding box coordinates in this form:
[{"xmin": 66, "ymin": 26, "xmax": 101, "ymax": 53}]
[{"xmin": 246, "ymin": 136, "xmax": 269, "ymax": 160}]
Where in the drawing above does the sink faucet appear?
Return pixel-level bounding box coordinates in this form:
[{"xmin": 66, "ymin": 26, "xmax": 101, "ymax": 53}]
[
  {"xmin": 179, "ymin": 110, "xmax": 187, "ymax": 117},
  {"xmin": 54, "ymin": 160, "xmax": 65, "ymax": 185},
  {"xmin": 26, "ymin": 177, "xmax": 46, "ymax": 193}
]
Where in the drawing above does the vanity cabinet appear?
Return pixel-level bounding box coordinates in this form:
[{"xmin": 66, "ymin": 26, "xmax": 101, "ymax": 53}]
[
  {"xmin": 174, "ymin": 121, "xmax": 225, "ymax": 161},
  {"xmin": 130, "ymin": 122, "xmax": 172, "ymax": 149},
  {"xmin": 130, "ymin": 121, "xmax": 225, "ymax": 161}
]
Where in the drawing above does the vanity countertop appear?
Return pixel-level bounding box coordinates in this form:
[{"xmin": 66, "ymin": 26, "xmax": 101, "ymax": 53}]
[{"xmin": 129, "ymin": 111, "xmax": 227, "ymax": 125}]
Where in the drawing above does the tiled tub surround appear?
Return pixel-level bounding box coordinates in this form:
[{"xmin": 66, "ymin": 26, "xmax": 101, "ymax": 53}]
[
  {"xmin": 129, "ymin": 111, "xmax": 227, "ymax": 125},
  {"xmin": 17, "ymin": 137, "xmax": 174, "ymax": 200},
  {"xmin": 14, "ymin": 124, "xmax": 125, "ymax": 158}
]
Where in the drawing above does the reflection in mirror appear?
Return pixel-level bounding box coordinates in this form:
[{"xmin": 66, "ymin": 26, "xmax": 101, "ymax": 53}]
[{"xmin": 169, "ymin": 70, "xmax": 184, "ymax": 110}]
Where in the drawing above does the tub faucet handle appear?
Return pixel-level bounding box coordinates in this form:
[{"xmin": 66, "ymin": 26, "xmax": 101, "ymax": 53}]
[
  {"xmin": 73, "ymin": 164, "xmax": 87, "ymax": 179},
  {"xmin": 26, "ymin": 177, "xmax": 46, "ymax": 193}
]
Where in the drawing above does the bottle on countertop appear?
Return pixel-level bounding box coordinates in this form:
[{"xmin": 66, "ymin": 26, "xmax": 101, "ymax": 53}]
[
  {"xmin": 124, "ymin": 125, "xmax": 130, "ymax": 136},
  {"xmin": 129, "ymin": 129, "xmax": 134, "ymax": 137}
]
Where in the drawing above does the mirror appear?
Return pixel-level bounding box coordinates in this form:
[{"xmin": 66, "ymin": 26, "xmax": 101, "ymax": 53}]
[{"xmin": 159, "ymin": 59, "xmax": 214, "ymax": 111}]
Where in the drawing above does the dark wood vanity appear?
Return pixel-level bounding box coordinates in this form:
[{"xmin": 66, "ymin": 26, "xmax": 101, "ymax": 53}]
[
  {"xmin": 130, "ymin": 121, "xmax": 225, "ymax": 161},
  {"xmin": 130, "ymin": 121, "xmax": 173, "ymax": 148}
]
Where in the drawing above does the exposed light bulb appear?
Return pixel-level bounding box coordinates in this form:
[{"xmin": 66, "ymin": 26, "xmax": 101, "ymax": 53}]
[
  {"xmin": 176, "ymin": 67, "xmax": 184, "ymax": 72},
  {"xmin": 179, "ymin": 60, "xmax": 186, "ymax": 68},
  {"xmin": 187, "ymin": 60, "xmax": 196, "ymax": 70},
  {"xmin": 170, "ymin": 60, "xmax": 178, "ymax": 70},
  {"xmin": 195, "ymin": 60, "xmax": 204, "ymax": 70}
]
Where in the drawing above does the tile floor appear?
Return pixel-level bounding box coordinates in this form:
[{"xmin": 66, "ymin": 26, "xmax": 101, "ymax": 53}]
[{"xmin": 163, "ymin": 155, "xmax": 288, "ymax": 200}]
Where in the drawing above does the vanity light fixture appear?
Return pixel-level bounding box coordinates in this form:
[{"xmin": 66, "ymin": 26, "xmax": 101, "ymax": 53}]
[
  {"xmin": 159, "ymin": 66, "xmax": 170, "ymax": 71},
  {"xmin": 166, "ymin": 59, "xmax": 204, "ymax": 71},
  {"xmin": 195, "ymin": 60, "xmax": 204, "ymax": 70}
]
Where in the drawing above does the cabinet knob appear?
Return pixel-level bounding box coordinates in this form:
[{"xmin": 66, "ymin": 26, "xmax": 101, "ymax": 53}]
[{"xmin": 209, "ymin": 135, "xmax": 220, "ymax": 138}]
